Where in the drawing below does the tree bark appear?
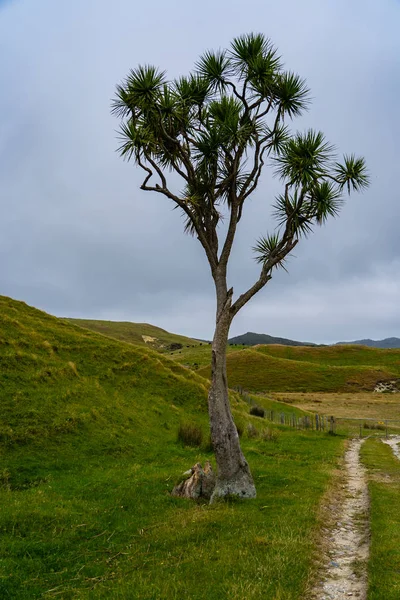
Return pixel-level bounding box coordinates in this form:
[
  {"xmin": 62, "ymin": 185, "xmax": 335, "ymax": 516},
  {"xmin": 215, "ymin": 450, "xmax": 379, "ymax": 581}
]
[{"xmin": 208, "ymin": 280, "xmax": 256, "ymax": 502}]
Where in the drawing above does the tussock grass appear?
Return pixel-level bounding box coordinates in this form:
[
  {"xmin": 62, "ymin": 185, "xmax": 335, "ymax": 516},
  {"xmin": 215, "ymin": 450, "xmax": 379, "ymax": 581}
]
[
  {"xmin": 177, "ymin": 421, "xmax": 204, "ymax": 447},
  {"xmin": 361, "ymin": 439, "xmax": 400, "ymax": 599}
]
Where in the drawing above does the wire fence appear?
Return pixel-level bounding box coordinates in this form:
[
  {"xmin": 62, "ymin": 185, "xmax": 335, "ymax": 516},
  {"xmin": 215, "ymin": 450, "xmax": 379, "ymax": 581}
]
[
  {"xmin": 233, "ymin": 386, "xmax": 400, "ymax": 438},
  {"xmin": 261, "ymin": 410, "xmax": 400, "ymax": 438}
]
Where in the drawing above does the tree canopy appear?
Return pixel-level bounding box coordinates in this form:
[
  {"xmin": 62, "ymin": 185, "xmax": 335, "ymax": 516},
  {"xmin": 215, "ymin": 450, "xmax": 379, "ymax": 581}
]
[{"xmin": 112, "ymin": 33, "xmax": 368, "ymax": 307}]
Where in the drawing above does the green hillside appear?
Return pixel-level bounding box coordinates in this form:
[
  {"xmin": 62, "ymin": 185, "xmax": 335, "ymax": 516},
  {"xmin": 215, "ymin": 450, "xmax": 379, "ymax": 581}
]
[
  {"xmin": 67, "ymin": 317, "xmax": 202, "ymax": 352},
  {"xmin": 254, "ymin": 343, "xmax": 400, "ymax": 372},
  {"xmin": 1, "ymin": 297, "xmax": 210, "ymax": 448},
  {"xmin": 0, "ymin": 296, "xmax": 343, "ymax": 599},
  {"xmin": 198, "ymin": 347, "xmax": 397, "ymax": 393}
]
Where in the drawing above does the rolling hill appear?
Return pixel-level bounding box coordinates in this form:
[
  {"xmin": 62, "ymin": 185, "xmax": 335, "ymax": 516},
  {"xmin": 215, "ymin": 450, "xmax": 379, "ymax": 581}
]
[
  {"xmin": 253, "ymin": 343, "xmax": 400, "ymax": 370},
  {"xmin": 198, "ymin": 345, "xmax": 399, "ymax": 393},
  {"xmin": 0, "ymin": 296, "xmax": 211, "ymax": 449},
  {"xmin": 67, "ymin": 317, "xmax": 202, "ymax": 351},
  {"xmin": 63, "ymin": 316, "xmax": 400, "ymax": 393}
]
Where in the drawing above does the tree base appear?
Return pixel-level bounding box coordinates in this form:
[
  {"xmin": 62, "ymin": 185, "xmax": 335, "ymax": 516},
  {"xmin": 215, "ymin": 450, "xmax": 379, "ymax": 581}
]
[
  {"xmin": 172, "ymin": 462, "xmax": 256, "ymax": 503},
  {"xmin": 210, "ymin": 469, "xmax": 256, "ymax": 503}
]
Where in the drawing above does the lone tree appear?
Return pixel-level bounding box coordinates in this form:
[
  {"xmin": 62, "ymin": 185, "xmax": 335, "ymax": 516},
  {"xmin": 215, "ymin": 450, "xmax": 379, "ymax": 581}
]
[{"xmin": 112, "ymin": 33, "xmax": 369, "ymax": 501}]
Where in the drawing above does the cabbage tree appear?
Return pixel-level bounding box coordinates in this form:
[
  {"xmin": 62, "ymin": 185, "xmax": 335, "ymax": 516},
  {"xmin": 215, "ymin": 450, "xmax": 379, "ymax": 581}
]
[{"xmin": 112, "ymin": 33, "xmax": 369, "ymax": 500}]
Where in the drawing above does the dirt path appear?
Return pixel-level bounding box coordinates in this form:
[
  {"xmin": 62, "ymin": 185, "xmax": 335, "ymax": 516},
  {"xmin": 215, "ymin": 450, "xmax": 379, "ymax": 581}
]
[
  {"xmin": 310, "ymin": 439, "xmax": 370, "ymax": 600},
  {"xmin": 382, "ymin": 435, "xmax": 400, "ymax": 459}
]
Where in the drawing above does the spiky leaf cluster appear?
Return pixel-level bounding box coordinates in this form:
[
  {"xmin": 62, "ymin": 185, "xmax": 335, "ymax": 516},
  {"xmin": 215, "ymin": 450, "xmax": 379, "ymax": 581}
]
[{"xmin": 113, "ymin": 33, "xmax": 369, "ymax": 276}]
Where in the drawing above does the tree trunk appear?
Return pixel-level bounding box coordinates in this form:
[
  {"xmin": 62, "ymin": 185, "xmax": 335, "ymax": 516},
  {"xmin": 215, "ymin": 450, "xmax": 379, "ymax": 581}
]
[{"xmin": 208, "ymin": 284, "xmax": 256, "ymax": 502}]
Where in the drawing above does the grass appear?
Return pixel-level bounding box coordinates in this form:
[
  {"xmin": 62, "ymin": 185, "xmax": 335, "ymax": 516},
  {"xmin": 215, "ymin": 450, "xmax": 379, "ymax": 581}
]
[
  {"xmin": 0, "ymin": 295, "xmax": 344, "ymax": 599},
  {"xmin": 361, "ymin": 438, "xmax": 400, "ymax": 599},
  {"xmin": 269, "ymin": 392, "xmax": 400, "ymax": 421},
  {"xmin": 198, "ymin": 349, "xmax": 396, "ymax": 393},
  {"xmin": 254, "ymin": 343, "xmax": 400, "ymax": 373},
  {"xmin": 66, "ymin": 319, "xmax": 400, "ymax": 395},
  {"xmin": 168, "ymin": 343, "xmax": 246, "ymax": 369},
  {"xmin": 0, "ymin": 431, "xmax": 343, "ymax": 599},
  {"xmin": 67, "ymin": 317, "xmax": 203, "ymax": 352}
]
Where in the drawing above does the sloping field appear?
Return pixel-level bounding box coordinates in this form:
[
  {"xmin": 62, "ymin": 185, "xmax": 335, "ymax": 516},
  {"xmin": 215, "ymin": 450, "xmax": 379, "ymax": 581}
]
[
  {"xmin": 1, "ymin": 296, "xmax": 210, "ymax": 447},
  {"xmin": 198, "ymin": 348, "xmax": 397, "ymax": 393},
  {"xmin": 0, "ymin": 296, "xmax": 343, "ymax": 599},
  {"xmin": 67, "ymin": 317, "xmax": 202, "ymax": 352},
  {"xmin": 254, "ymin": 343, "xmax": 400, "ymax": 372}
]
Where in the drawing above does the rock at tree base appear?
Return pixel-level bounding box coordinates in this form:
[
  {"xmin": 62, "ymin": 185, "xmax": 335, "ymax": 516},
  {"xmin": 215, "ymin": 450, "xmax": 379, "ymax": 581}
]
[{"xmin": 172, "ymin": 461, "xmax": 216, "ymax": 500}]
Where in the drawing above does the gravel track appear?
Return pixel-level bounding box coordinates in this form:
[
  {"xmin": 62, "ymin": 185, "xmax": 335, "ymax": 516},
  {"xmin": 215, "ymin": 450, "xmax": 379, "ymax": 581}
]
[{"xmin": 310, "ymin": 439, "xmax": 369, "ymax": 600}]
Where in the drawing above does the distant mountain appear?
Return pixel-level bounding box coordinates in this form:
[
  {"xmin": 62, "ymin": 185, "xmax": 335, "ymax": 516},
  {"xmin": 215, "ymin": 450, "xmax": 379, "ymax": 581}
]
[
  {"xmin": 336, "ymin": 337, "xmax": 400, "ymax": 349},
  {"xmin": 228, "ymin": 332, "xmax": 317, "ymax": 347}
]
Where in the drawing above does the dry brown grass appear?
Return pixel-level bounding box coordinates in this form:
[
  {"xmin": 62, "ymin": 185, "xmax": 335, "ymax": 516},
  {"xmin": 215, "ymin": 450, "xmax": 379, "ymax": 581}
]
[{"xmin": 269, "ymin": 392, "xmax": 400, "ymax": 421}]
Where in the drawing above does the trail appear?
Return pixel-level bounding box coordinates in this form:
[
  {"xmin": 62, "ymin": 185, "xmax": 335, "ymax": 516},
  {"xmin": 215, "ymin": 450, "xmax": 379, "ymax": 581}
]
[
  {"xmin": 310, "ymin": 439, "xmax": 370, "ymax": 600},
  {"xmin": 382, "ymin": 435, "xmax": 400, "ymax": 459}
]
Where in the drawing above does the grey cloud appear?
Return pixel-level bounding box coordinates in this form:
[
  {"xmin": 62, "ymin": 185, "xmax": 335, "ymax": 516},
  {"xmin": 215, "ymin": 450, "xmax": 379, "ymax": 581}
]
[{"xmin": 1, "ymin": 0, "xmax": 399, "ymax": 342}]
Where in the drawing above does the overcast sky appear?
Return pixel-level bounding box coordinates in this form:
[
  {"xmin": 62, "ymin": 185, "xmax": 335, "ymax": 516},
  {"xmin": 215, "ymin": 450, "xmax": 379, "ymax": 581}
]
[{"xmin": 1, "ymin": 0, "xmax": 399, "ymax": 343}]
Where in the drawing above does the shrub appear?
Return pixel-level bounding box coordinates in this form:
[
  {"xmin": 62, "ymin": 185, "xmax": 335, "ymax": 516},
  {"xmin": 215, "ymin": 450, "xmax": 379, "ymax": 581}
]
[
  {"xmin": 250, "ymin": 405, "xmax": 265, "ymax": 418},
  {"xmin": 363, "ymin": 422, "xmax": 385, "ymax": 431},
  {"xmin": 177, "ymin": 422, "xmax": 203, "ymax": 447},
  {"xmin": 261, "ymin": 428, "xmax": 279, "ymax": 442},
  {"xmin": 247, "ymin": 423, "xmax": 258, "ymax": 438}
]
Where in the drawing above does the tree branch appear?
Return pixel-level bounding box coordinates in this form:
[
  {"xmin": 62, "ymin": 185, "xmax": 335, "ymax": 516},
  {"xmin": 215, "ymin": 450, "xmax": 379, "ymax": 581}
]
[
  {"xmin": 218, "ymin": 194, "xmax": 239, "ymax": 270},
  {"xmin": 230, "ymin": 238, "xmax": 298, "ymax": 316},
  {"xmin": 137, "ymin": 157, "xmax": 218, "ymax": 273}
]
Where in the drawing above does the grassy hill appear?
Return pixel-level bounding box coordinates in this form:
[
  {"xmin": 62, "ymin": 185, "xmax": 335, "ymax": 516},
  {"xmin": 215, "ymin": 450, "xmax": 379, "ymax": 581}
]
[
  {"xmin": 0, "ymin": 295, "xmax": 344, "ymax": 599},
  {"xmin": 1, "ymin": 297, "xmax": 211, "ymax": 449},
  {"xmin": 254, "ymin": 343, "xmax": 400, "ymax": 372},
  {"xmin": 198, "ymin": 346, "xmax": 398, "ymax": 393},
  {"xmin": 67, "ymin": 317, "xmax": 203, "ymax": 352}
]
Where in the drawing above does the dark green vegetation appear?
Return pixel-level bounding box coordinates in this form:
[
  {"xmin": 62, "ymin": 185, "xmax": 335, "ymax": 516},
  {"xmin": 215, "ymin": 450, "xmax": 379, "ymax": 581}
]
[
  {"xmin": 67, "ymin": 317, "xmax": 202, "ymax": 352},
  {"xmin": 198, "ymin": 345, "xmax": 399, "ymax": 393},
  {"xmin": 361, "ymin": 439, "xmax": 400, "ymax": 599},
  {"xmin": 228, "ymin": 331, "xmax": 316, "ymax": 346},
  {"xmin": 0, "ymin": 295, "xmax": 344, "ymax": 598}
]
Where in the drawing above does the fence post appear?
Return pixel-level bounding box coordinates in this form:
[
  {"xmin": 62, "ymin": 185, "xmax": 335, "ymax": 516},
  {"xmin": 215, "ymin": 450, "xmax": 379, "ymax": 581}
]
[
  {"xmin": 316, "ymin": 414, "xmax": 319, "ymax": 431},
  {"xmin": 329, "ymin": 416, "xmax": 335, "ymax": 435}
]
